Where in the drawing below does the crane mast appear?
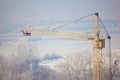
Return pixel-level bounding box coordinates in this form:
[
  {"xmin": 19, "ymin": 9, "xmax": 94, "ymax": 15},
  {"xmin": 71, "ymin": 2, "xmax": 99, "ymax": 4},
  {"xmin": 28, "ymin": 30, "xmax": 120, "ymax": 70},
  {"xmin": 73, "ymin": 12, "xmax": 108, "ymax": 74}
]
[
  {"xmin": 21, "ymin": 13, "xmax": 105, "ymax": 80},
  {"xmin": 92, "ymin": 13, "xmax": 105, "ymax": 80}
]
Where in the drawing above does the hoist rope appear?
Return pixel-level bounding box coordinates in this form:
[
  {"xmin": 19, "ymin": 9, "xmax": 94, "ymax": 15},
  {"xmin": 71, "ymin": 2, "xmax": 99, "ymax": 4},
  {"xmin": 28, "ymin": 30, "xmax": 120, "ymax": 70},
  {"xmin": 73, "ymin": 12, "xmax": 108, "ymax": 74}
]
[{"xmin": 99, "ymin": 17, "xmax": 110, "ymax": 38}]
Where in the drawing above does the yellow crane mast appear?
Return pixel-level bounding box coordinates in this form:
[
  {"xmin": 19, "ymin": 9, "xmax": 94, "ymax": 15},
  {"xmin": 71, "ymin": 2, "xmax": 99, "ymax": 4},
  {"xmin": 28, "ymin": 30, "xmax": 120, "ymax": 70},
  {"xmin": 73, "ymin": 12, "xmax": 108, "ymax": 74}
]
[{"xmin": 21, "ymin": 13, "xmax": 105, "ymax": 80}]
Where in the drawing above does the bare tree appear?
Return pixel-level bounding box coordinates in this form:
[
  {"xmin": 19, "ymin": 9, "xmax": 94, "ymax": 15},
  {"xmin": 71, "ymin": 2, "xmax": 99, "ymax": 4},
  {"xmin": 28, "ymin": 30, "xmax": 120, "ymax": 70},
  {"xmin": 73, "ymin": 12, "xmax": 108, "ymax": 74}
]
[{"xmin": 56, "ymin": 53, "xmax": 92, "ymax": 80}]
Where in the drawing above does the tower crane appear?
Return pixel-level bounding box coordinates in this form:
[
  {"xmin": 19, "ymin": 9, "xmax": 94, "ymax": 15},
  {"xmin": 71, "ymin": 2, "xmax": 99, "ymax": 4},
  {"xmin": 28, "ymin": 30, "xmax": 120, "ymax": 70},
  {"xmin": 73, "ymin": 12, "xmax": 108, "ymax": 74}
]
[{"xmin": 21, "ymin": 13, "xmax": 108, "ymax": 80}]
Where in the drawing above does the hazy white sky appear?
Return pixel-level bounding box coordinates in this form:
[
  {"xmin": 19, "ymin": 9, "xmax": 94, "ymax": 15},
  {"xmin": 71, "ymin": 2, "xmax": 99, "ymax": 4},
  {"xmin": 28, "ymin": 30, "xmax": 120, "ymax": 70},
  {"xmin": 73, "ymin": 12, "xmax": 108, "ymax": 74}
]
[{"xmin": 0, "ymin": 0, "xmax": 120, "ymax": 56}]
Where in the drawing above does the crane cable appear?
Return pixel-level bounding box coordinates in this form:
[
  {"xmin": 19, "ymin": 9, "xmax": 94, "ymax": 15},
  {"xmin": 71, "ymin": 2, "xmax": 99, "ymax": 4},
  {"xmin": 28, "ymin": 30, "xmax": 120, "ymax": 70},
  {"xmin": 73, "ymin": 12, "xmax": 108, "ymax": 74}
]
[
  {"xmin": 52, "ymin": 13, "xmax": 94, "ymax": 30},
  {"xmin": 99, "ymin": 17, "xmax": 112, "ymax": 80}
]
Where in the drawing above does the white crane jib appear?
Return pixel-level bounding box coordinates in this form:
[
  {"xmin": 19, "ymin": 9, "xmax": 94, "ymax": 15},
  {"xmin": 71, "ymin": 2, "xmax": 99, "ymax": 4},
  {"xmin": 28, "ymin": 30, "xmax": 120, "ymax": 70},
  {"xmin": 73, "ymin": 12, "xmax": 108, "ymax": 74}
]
[{"xmin": 21, "ymin": 26, "xmax": 95, "ymax": 41}]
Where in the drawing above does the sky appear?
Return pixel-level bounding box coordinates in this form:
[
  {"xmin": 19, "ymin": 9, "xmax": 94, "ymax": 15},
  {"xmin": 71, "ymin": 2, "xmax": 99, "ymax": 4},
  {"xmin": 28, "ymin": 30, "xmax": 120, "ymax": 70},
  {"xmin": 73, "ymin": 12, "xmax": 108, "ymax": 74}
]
[{"xmin": 0, "ymin": 0, "xmax": 120, "ymax": 56}]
